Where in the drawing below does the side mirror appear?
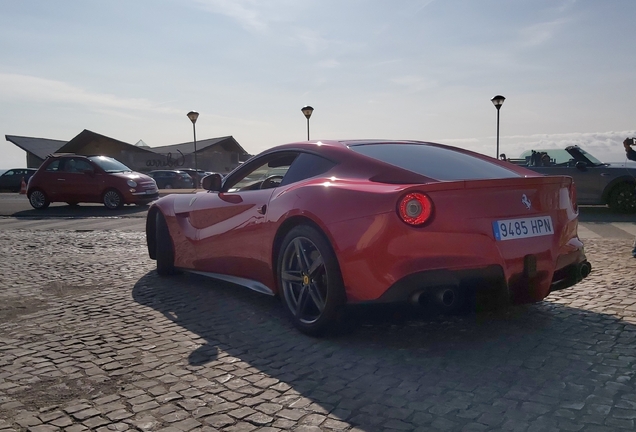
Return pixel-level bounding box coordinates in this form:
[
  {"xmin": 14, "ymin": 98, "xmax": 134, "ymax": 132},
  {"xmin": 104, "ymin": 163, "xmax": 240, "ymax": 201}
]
[
  {"xmin": 82, "ymin": 168, "xmax": 95, "ymax": 176},
  {"xmin": 575, "ymin": 161, "xmax": 587, "ymax": 171},
  {"xmin": 201, "ymin": 173, "xmax": 223, "ymax": 192}
]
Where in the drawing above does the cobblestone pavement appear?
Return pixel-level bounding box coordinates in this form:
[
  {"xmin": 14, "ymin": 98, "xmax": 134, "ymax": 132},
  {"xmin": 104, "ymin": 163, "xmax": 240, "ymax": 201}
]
[{"xmin": 1, "ymin": 229, "xmax": 636, "ymax": 432}]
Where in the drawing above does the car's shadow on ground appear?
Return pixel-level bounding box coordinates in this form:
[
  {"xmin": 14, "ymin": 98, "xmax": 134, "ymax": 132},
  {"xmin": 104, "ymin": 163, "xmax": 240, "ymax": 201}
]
[
  {"xmin": 12, "ymin": 203, "xmax": 149, "ymax": 218},
  {"xmin": 132, "ymin": 271, "xmax": 635, "ymax": 430}
]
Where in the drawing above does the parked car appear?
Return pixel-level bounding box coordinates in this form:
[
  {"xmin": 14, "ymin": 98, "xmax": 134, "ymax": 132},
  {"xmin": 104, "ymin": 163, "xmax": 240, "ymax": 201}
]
[
  {"xmin": 147, "ymin": 170, "xmax": 194, "ymax": 189},
  {"xmin": 0, "ymin": 168, "xmax": 37, "ymax": 192},
  {"xmin": 146, "ymin": 140, "xmax": 590, "ymax": 336},
  {"xmin": 179, "ymin": 168, "xmax": 213, "ymax": 187},
  {"xmin": 27, "ymin": 154, "xmax": 158, "ymax": 209},
  {"xmin": 508, "ymin": 146, "xmax": 636, "ymax": 213}
]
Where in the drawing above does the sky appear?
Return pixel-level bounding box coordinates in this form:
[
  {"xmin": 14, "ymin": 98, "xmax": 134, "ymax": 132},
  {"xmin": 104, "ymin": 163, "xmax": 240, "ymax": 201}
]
[{"xmin": 1, "ymin": 0, "xmax": 636, "ymax": 169}]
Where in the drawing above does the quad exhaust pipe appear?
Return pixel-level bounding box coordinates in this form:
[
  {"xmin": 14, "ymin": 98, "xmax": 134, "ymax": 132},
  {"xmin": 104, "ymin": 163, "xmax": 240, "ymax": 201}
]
[
  {"xmin": 578, "ymin": 261, "xmax": 591, "ymax": 280},
  {"xmin": 410, "ymin": 285, "xmax": 459, "ymax": 309}
]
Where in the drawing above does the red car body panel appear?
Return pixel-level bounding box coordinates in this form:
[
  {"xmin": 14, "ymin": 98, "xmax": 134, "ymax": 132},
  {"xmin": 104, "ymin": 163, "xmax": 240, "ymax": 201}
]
[{"xmin": 149, "ymin": 140, "xmax": 586, "ymax": 305}]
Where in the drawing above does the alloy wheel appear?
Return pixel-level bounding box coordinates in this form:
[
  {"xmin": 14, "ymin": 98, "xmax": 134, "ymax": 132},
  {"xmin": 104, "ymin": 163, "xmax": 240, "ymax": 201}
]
[
  {"xmin": 103, "ymin": 190, "xmax": 123, "ymax": 209},
  {"xmin": 280, "ymin": 236, "xmax": 328, "ymax": 324},
  {"xmin": 29, "ymin": 190, "xmax": 47, "ymax": 209}
]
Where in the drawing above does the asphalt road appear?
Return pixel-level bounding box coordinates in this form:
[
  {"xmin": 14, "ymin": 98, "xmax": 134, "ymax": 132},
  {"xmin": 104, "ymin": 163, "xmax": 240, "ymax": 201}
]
[
  {"xmin": 1, "ymin": 193, "xmax": 636, "ymax": 239},
  {"xmin": 0, "ymin": 193, "xmax": 148, "ymax": 218}
]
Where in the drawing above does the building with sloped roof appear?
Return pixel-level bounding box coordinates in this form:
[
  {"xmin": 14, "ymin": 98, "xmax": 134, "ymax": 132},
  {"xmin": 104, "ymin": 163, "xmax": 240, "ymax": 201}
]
[
  {"xmin": 5, "ymin": 135, "xmax": 67, "ymax": 167},
  {"xmin": 5, "ymin": 130, "xmax": 251, "ymax": 174}
]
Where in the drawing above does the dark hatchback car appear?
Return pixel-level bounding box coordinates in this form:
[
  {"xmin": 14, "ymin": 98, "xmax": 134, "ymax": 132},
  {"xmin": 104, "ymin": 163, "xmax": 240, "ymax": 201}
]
[
  {"xmin": 147, "ymin": 170, "xmax": 194, "ymax": 189},
  {"xmin": 509, "ymin": 145, "xmax": 636, "ymax": 213},
  {"xmin": 179, "ymin": 168, "xmax": 213, "ymax": 187},
  {"xmin": 0, "ymin": 168, "xmax": 37, "ymax": 192},
  {"xmin": 27, "ymin": 154, "xmax": 158, "ymax": 209}
]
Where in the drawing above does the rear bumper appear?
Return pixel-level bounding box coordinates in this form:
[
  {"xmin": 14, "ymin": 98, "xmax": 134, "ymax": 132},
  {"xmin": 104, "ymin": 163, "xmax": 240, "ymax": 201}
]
[
  {"xmin": 374, "ymin": 265, "xmax": 505, "ymax": 304},
  {"xmin": 549, "ymin": 256, "xmax": 591, "ymax": 292},
  {"xmin": 366, "ymin": 247, "xmax": 589, "ymax": 305}
]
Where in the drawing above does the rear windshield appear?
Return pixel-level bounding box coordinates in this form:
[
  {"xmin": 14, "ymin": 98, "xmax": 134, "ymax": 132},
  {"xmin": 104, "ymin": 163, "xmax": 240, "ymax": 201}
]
[{"xmin": 349, "ymin": 143, "xmax": 520, "ymax": 180}]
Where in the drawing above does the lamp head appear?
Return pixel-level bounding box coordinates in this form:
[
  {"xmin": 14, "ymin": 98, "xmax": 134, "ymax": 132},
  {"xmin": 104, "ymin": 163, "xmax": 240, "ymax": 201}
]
[
  {"xmin": 187, "ymin": 111, "xmax": 199, "ymax": 124},
  {"xmin": 491, "ymin": 95, "xmax": 505, "ymax": 109},
  {"xmin": 301, "ymin": 105, "xmax": 314, "ymax": 119}
]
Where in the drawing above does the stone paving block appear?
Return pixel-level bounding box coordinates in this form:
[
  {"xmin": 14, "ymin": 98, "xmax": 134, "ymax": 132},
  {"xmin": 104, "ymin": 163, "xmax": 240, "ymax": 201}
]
[
  {"xmin": 131, "ymin": 401, "xmax": 160, "ymax": 413},
  {"xmin": 26, "ymin": 425, "xmax": 60, "ymax": 432},
  {"xmin": 203, "ymin": 414, "xmax": 234, "ymax": 428},
  {"xmin": 49, "ymin": 416, "xmax": 73, "ymax": 428}
]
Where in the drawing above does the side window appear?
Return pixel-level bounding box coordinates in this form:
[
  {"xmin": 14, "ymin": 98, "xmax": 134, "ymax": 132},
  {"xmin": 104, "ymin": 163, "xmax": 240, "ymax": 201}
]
[
  {"xmin": 45, "ymin": 160, "xmax": 60, "ymax": 172},
  {"xmin": 5, "ymin": 170, "xmax": 15, "ymax": 176},
  {"xmin": 62, "ymin": 158, "xmax": 91, "ymax": 173},
  {"xmin": 226, "ymin": 153, "xmax": 298, "ymax": 192},
  {"xmin": 279, "ymin": 153, "xmax": 336, "ymax": 186},
  {"xmin": 74, "ymin": 160, "xmax": 93, "ymax": 172}
]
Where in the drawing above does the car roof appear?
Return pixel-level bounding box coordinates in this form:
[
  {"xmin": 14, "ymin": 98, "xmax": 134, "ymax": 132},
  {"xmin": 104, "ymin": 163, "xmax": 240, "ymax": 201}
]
[
  {"xmin": 148, "ymin": 169, "xmax": 185, "ymax": 173},
  {"xmin": 240, "ymin": 139, "xmax": 533, "ymax": 183},
  {"xmin": 256, "ymin": 139, "xmax": 482, "ymax": 161}
]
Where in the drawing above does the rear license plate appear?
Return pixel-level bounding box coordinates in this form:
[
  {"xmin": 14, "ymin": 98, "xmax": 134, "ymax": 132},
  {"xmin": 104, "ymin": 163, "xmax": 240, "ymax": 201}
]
[{"xmin": 492, "ymin": 216, "xmax": 554, "ymax": 241}]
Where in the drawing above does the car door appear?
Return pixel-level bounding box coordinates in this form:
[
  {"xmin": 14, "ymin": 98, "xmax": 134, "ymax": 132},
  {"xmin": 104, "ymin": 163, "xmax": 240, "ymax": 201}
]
[
  {"xmin": 525, "ymin": 150, "xmax": 601, "ymax": 204},
  {"xmin": 57, "ymin": 157, "xmax": 101, "ymax": 202},
  {"xmin": 14, "ymin": 170, "xmax": 27, "ymax": 190},
  {"xmin": 0, "ymin": 170, "xmax": 16, "ymax": 190},
  {"xmin": 186, "ymin": 152, "xmax": 298, "ymax": 284}
]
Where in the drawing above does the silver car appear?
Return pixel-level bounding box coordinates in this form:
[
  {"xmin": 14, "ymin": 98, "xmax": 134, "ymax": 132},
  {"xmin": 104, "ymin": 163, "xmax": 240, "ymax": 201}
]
[{"xmin": 510, "ymin": 146, "xmax": 636, "ymax": 213}]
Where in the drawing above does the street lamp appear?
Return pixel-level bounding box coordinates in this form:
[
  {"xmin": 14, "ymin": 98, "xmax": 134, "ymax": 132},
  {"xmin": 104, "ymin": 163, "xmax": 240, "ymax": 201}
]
[
  {"xmin": 491, "ymin": 95, "xmax": 505, "ymax": 159},
  {"xmin": 187, "ymin": 111, "xmax": 199, "ymax": 188},
  {"xmin": 301, "ymin": 105, "xmax": 314, "ymax": 140}
]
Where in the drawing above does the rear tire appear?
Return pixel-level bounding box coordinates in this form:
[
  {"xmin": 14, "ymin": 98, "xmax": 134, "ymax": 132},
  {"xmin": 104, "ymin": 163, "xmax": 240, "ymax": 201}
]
[
  {"xmin": 608, "ymin": 182, "xmax": 636, "ymax": 213},
  {"xmin": 278, "ymin": 225, "xmax": 346, "ymax": 336},
  {"xmin": 28, "ymin": 189, "xmax": 50, "ymax": 209},
  {"xmin": 156, "ymin": 212, "xmax": 179, "ymax": 276}
]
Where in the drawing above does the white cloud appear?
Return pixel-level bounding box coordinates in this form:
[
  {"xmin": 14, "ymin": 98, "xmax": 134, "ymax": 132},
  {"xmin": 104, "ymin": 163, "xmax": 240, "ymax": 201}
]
[
  {"xmin": 191, "ymin": 0, "xmax": 298, "ymax": 32},
  {"xmin": 293, "ymin": 27, "xmax": 331, "ymax": 55},
  {"xmin": 317, "ymin": 59, "xmax": 340, "ymax": 69},
  {"xmin": 518, "ymin": 19, "xmax": 568, "ymax": 47},
  {"xmin": 0, "ymin": 73, "xmax": 182, "ymax": 117},
  {"xmin": 390, "ymin": 75, "xmax": 438, "ymax": 92},
  {"xmin": 445, "ymin": 130, "xmax": 636, "ymax": 163}
]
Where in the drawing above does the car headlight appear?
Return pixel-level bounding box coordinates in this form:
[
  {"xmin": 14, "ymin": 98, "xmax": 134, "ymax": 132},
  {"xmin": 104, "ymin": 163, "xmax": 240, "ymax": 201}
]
[{"xmin": 127, "ymin": 179, "xmax": 137, "ymax": 188}]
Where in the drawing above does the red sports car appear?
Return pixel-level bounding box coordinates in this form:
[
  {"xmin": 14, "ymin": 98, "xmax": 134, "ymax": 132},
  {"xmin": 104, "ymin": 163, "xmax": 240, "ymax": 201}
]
[{"xmin": 146, "ymin": 140, "xmax": 590, "ymax": 335}]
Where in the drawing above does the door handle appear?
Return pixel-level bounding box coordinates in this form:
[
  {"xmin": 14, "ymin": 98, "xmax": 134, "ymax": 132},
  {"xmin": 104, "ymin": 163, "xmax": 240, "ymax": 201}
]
[
  {"xmin": 257, "ymin": 204, "xmax": 267, "ymax": 214},
  {"xmin": 600, "ymin": 173, "xmax": 610, "ymax": 177}
]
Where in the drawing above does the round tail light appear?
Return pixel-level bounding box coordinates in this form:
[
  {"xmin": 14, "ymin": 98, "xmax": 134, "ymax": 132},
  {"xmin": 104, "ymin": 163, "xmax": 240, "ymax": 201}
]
[{"xmin": 397, "ymin": 192, "xmax": 433, "ymax": 226}]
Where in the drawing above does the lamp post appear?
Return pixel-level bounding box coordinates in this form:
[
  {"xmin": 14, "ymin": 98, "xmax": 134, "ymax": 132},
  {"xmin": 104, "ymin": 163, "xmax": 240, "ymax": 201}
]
[
  {"xmin": 187, "ymin": 111, "xmax": 199, "ymax": 188},
  {"xmin": 301, "ymin": 105, "xmax": 314, "ymax": 140},
  {"xmin": 490, "ymin": 95, "xmax": 505, "ymax": 159}
]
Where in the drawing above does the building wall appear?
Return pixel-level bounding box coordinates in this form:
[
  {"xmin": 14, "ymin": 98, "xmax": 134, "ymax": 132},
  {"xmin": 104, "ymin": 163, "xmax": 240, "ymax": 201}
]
[
  {"xmin": 27, "ymin": 154, "xmax": 45, "ymax": 169},
  {"xmin": 71, "ymin": 138, "xmax": 155, "ymax": 172},
  {"xmin": 23, "ymin": 136, "xmax": 244, "ymax": 173},
  {"xmin": 143, "ymin": 148, "xmax": 241, "ymax": 174}
]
